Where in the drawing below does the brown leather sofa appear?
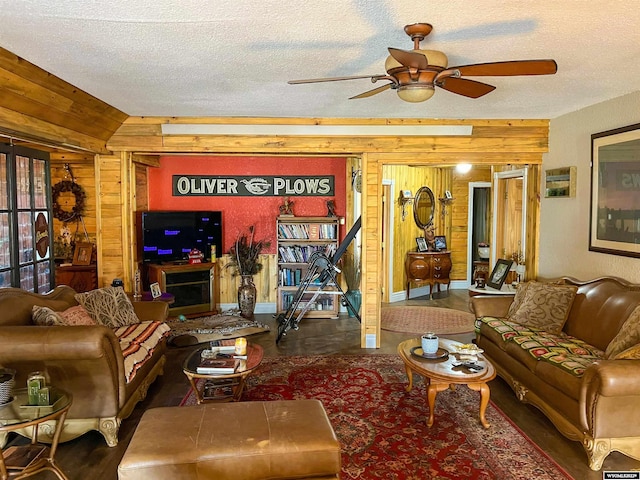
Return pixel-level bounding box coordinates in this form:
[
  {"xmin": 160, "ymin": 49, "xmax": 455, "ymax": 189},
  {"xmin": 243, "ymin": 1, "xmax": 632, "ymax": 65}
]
[
  {"xmin": 471, "ymin": 276, "xmax": 640, "ymax": 470},
  {"xmin": 0, "ymin": 285, "xmax": 169, "ymax": 447}
]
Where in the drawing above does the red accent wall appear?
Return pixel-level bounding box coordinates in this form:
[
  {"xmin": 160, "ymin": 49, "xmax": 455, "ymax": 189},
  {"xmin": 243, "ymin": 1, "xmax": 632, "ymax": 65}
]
[{"xmin": 148, "ymin": 155, "xmax": 347, "ymax": 254}]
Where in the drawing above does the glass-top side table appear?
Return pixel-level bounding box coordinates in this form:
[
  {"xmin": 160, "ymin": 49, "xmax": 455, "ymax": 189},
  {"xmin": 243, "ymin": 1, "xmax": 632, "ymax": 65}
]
[
  {"xmin": 183, "ymin": 343, "xmax": 264, "ymax": 403},
  {"xmin": 0, "ymin": 387, "xmax": 72, "ymax": 480}
]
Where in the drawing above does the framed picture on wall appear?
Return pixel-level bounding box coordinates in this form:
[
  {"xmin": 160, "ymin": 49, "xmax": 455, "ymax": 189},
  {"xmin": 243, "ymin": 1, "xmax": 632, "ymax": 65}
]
[
  {"xmin": 434, "ymin": 235, "xmax": 447, "ymax": 251},
  {"xmin": 416, "ymin": 237, "xmax": 428, "ymax": 252},
  {"xmin": 487, "ymin": 259, "xmax": 513, "ymax": 290},
  {"xmin": 590, "ymin": 123, "xmax": 640, "ymax": 257}
]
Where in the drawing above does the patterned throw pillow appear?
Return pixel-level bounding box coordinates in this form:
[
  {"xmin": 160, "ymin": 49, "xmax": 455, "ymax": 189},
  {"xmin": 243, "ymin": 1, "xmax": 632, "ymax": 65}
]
[
  {"xmin": 506, "ymin": 282, "xmax": 531, "ymax": 318},
  {"xmin": 506, "ymin": 281, "xmax": 578, "ymax": 334},
  {"xmin": 75, "ymin": 286, "xmax": 140, "ymax": 328},
  {"xmin": 32, "ymin": 305, "xmax": 66, "ymax": 326},
  {"xmin": 58, "ymin": 305, "xmax": 98, "ymax": 326},
  {"xmin": 605, "ymin": 305, "xmax": 640, "ymax": 359},
  {"xmin": 32, "ymin": 305, "xmax": 99, "ymax": 326}
]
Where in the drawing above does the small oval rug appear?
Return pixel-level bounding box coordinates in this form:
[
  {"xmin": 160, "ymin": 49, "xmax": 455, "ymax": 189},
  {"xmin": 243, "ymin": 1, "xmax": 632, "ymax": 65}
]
[{"xmin": 381, "ymin": 306, "xmax": 475, "ymax": 334}]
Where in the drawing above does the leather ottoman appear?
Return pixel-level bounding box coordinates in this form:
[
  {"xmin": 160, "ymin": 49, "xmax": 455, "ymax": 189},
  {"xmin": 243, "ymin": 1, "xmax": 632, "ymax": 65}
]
[{"xmin": 118, "ymin": 400, "xmax": 341, "ymax": 480}]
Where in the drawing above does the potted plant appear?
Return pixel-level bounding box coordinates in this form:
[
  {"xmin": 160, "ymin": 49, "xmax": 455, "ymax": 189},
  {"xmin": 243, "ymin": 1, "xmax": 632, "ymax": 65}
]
[{"xmin": 227, "ymin": 226, "xmax": 271, "ymax": 318}]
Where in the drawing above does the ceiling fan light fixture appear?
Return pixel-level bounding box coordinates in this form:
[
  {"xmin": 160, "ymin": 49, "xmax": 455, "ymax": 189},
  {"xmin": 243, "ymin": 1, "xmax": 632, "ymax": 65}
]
[{"xmin": 397, "ymin": 85, "xmax": 435, "ymax": 103}]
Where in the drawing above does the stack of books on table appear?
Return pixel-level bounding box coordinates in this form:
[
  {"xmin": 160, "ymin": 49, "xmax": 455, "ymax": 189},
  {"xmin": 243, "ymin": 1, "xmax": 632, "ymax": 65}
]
[{"xmin": 197, "ymin": 357, "xmax": 240, "ymax": 374}]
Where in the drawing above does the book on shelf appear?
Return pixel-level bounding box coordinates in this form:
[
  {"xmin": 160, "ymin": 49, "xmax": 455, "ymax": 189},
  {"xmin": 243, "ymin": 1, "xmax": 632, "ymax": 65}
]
[{"xmin": 197, "ymin": 357, "xmax": 240, "ymax": 374}]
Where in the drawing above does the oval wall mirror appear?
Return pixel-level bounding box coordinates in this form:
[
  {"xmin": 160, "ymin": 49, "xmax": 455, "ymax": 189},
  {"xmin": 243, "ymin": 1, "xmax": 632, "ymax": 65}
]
[{"xmin": 413, "ymin": 186, "xmax": 435, "ymax": 231}]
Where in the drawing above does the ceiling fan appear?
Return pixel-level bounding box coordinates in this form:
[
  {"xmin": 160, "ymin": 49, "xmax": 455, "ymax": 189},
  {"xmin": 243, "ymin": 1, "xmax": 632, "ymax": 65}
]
[{"xmin": 288, "ymin": 23, "xmax": 557, "ymax": 103}]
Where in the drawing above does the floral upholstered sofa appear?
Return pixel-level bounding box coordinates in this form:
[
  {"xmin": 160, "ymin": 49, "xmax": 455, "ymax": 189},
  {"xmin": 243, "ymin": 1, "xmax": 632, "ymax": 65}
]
[
  {"xmin": 0, "ymin": 285, "xmax": 170, "ymax": 447},
  {"xmin": 470, "ymin": 277, "xmax": 640, "ymax": 470}
]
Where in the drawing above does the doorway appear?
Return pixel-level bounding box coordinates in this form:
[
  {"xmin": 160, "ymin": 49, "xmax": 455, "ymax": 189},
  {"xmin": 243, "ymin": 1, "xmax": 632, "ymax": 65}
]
[{"xmin": 467, "ymin": 182, "xmax": 492, "ymax": 283}]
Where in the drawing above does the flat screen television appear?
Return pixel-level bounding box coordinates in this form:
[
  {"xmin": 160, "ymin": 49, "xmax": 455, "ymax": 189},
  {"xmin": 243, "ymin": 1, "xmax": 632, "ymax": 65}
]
[{"xmin": 138, "ymin": 210, "xmax": 222, "ymax": 264}]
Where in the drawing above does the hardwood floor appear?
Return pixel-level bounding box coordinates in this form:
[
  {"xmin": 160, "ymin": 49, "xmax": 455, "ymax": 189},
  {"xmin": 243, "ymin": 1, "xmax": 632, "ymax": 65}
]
[{"xmin": 7, "ymin": 288, "xmax": 640, "ymax": 479}]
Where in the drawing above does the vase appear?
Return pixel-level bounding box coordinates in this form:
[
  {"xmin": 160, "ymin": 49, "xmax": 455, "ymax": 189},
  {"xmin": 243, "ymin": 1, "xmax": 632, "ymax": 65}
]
[
  {"xmin": 477, "ymin": 245, "xmax": 490, "ymax": 260},
  {"xmin": 344, "ymin": 289, "xmax": 361, "ymax": 318},
  {"xmin": 238, "ymin": 275, "xmax": 257, "ymax": 319}
]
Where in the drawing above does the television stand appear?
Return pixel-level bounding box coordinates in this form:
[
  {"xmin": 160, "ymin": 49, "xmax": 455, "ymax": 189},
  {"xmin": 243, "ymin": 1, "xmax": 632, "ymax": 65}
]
[{"xmin": 147, "ymin": 263, "xmax": 218, "ymax": 317}]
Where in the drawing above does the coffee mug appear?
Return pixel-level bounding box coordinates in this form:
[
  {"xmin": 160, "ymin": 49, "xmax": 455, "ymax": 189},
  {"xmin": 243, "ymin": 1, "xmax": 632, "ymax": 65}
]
[{"xmin": 421, "ymin": 333, "xmax": 439, "ymax": 354}]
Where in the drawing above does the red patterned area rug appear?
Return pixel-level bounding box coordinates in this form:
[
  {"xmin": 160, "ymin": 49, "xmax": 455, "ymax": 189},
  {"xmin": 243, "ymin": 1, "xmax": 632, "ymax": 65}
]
[
  {"xmin": 181, "ymin": 355, "xmax": 573, "ymax": 480},
  {"xmin": 381, "ymin": 306, "xmax": 475, "ymax": 334}
]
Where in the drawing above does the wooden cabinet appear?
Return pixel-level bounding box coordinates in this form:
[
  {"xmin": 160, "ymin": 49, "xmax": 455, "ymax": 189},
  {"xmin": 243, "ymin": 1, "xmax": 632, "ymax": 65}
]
[
  {"xmin": 276, "ymin": 216, "xmax": 340, "ymax": 319},
  {"xmin": 55, "ymin": 264, "xmax": 98, "ymax": 293},
  {"xmin": 405, "ymin": 251, "xmax": 451, "ymax": 300},
  {"xmin": 147, "ymin": 263, "xmax": 217, "ymax": 317}
]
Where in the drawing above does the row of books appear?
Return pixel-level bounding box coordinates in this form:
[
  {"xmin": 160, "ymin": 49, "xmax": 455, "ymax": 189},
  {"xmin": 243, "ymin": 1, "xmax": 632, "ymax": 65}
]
[
  {"xmin": 278, "ymin": 244, "xmax": 337, "ymax": 263},
  {"xmin": 280, "ymin": 292, "xmax": 335, "ymax": 311},
  {"xmin": 197, "ymin": 356, "xmax": 239, "ymax": 374},
  {"xmin": 277, "ymin": 223, "xmax": 337, "ymax": 240},
  {"xmin": 280, "ymin": 267, "xmax": 303, "ymax": 287}
]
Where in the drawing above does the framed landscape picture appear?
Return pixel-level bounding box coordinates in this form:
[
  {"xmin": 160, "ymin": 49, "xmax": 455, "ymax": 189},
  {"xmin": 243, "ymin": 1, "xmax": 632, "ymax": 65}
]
[
  {"xmin": 590, "ymin": 123, "xmax": 640, "ymax": 257},
  {"xmin": 487, "ymin": 259, "xmax": 513, "ymax": 290},
  {"xmin": 434, "ymin": 235, "xmax": 447, "ymax": 251}
]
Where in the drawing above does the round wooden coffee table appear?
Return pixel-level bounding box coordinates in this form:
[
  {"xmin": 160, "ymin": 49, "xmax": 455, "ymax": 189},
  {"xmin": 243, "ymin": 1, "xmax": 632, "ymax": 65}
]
[
  {"xmin": 183, "ymin": 343, "xmax": 263, "ymax": 403},
  {"xmin": 397, "ymin": 337, "xmax": 496, "ymax": 428}
]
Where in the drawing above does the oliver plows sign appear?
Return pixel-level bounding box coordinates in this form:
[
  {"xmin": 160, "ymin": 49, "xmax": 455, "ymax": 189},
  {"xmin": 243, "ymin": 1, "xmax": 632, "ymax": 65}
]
[{"xmin": 173, "ymin": 175, "xmax": 335, "ymax": 197}]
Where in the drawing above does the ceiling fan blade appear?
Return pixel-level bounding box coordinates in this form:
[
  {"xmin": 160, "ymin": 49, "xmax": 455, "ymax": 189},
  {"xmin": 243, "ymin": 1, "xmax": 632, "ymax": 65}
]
[
  {"xmin": 388, "ymin": 48, "xmax": 428, "ymax": 70},
  {"xmin": 288, "ymin": 75, "xmax": 380, "ymax": 84},
  {"xmin": 438, "ymin": 77, "xmax": 496, "ymax": 98},
  {"xmin": 453, "ymin": 59, "xmax": 558, "ymax": 77},
  {"xmin": 349, "ymin": 83, "xmax": 393, "ymax": 99}
]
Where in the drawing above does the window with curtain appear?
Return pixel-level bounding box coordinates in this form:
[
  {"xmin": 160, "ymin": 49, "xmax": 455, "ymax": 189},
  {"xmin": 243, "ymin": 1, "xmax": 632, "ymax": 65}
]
[{"xmin": 0, "ymin": 143, "xmax": 52, "ymax": 292}]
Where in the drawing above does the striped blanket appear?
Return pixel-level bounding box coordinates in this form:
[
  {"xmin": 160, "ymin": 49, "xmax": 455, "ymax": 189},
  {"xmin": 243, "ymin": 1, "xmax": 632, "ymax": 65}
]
[{"xmin": 114, "ymin": 321, "xmax": 171, "ymax": 383}]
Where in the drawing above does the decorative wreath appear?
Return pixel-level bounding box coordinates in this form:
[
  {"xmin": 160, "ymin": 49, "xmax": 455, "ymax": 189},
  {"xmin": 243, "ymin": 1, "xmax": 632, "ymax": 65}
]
[{"xmin": 52, "ymin": 180, "xmax": 86, "ymax": 222}]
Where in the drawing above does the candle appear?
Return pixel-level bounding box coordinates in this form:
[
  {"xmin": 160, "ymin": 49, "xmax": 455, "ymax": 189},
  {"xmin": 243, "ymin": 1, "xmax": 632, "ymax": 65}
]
[
  {"xmin": 27, "ymin": 371, "xmax": 46, "ymax": 405},
  {"xmin": 235, "ymin": 337, "xmax": 247, "ymax": 356}
]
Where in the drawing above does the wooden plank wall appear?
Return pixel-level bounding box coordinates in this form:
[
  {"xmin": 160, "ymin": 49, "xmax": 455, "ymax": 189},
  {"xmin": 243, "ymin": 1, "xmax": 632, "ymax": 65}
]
[
  {"xmin": 95, "ymin": 153, "xmax": 128, "ymax": 287},
  {"xmin": 0, "ymin": 48, "xmax": 127, "ymax": 153},
  {"xmin": 49, "ymin": 153, "xmax": 97, "ymax": 255}
]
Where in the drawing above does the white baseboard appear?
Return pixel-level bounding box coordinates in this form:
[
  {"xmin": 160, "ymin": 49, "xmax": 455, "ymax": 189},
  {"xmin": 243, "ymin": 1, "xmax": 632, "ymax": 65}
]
[{"xmin": 218, "ymin": 302, "xmax": 277, "ymax": 315}]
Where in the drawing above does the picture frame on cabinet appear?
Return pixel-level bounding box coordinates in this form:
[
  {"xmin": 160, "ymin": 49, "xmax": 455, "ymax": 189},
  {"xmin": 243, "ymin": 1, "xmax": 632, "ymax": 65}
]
[
  {"xmin": 487, "ymin": 259, "xmax": 513, "ymax": 290},
  {"xmin": 434, "ymin": 235, "xmax": 447, "ymax": 251},
  {"xmin": 72, "ymin": 242, "xmax": 93, "ymax": 266},
  {"xmin": 150, "ymin": 282, "xmax": 162, "ymax": 299},
  {"xmin": 416, "ymin": 237, "xmax": 428, "ymax": 252},
  {"xmin": 590, "ymin": 123, "xmax": 640, "ymax": 257}
]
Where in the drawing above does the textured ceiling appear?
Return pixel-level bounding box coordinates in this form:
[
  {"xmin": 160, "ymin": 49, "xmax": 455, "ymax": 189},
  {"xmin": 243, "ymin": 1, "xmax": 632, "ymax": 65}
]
[{"xmin": 2, "ymin": 0, "xmax": 640, "ymax": 120}]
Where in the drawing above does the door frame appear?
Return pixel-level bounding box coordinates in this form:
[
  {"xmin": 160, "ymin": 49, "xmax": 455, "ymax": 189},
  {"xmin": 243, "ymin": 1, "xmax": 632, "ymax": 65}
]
[{"xmin": 381, "ymin": 179, "xmax": 394, "ymax": 303}]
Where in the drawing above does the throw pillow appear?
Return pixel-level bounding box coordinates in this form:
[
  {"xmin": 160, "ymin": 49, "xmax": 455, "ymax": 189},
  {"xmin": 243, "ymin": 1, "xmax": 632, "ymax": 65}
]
[
  {"xmin": 506, "ymin": 282, "xmax": 531, "ymax": 319},
  {"xmin": 615, "ymin": 344, "xmax": 640, "ymax": 360},
  {"xmin": 58, "ymin": 305, "xmax": 98, "ymax": 326},
  {"xmin": 32, "ymin": 305, "xmax": 66, "ymax": 326},
  {"xmin": 506, "ymin": 281, "xmax": 578, "ymax": 334},
  {"xmin": 75, "ymin": 286, "xmax": 140, "ymax": 328},
  {"xmin": 606, "ymin": 305, "xmax": 640, "ymax": 359}
]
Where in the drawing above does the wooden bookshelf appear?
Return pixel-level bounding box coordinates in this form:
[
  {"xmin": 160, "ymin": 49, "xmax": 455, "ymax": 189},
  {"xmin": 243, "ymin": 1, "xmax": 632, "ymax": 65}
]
[{"xmin": 276, "ymin": 216, "xmax": 340, "ymax": 319}]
